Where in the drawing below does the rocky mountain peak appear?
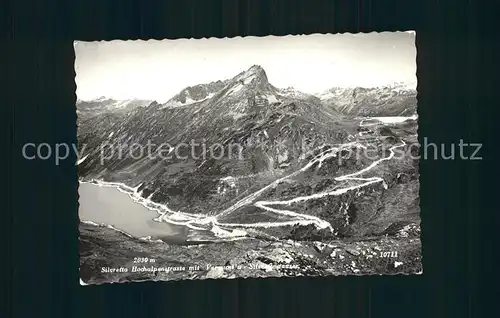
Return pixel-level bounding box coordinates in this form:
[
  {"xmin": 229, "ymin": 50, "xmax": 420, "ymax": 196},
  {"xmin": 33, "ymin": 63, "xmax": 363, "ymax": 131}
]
[
  {"xmin": 233, "ymin": 65, "xmax": 269, "ymax": 85},
  {"xmin": 247, "ymin": 64, "xmax": 266, "ymax": 75}
]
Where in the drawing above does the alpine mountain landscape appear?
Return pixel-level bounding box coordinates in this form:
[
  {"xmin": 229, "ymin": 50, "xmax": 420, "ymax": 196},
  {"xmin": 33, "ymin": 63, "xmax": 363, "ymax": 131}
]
[{"xmin": 76, "ymin": 33, "xmax": 421, "ymax": 285}]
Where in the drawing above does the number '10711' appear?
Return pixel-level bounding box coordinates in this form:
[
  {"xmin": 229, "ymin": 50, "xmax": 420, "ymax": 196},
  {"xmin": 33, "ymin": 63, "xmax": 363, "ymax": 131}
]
[{"xmin": 379, "ymin": 251, "xmax": 398, "ymax": 258}]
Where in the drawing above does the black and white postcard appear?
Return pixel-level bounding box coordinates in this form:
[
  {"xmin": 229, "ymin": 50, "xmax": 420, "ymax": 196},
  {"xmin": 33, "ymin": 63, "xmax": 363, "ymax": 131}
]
[{"xmin": 76, "ymin": 32, "xmax": 421, "ymax": 285}]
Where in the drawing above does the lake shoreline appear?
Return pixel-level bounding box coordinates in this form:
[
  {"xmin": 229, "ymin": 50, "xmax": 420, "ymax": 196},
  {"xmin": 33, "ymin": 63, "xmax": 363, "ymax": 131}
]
[
  {"xmin": 79, "ymin": 179, "xmax": 251, "ymax": 241},
  {"xmin": 78, "ymin": 181, "xmax": 202, "ymax": 243}
]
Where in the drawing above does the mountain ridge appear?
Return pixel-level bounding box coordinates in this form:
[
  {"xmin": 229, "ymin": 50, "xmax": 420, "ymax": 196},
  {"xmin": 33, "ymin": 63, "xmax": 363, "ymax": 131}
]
[
  {"xmin": 318, "ymin": 83, "xmax": 417, "ymax": 117},
  {"xmin": 79, "ymin": 65, "xmax": 416, "ymax": 118}
]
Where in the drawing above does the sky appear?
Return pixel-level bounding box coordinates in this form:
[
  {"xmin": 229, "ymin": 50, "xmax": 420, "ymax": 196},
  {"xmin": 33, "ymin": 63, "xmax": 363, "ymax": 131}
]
[{"xmin": 75, "ymin": 31, "xmax": 416, "ymax": 102}]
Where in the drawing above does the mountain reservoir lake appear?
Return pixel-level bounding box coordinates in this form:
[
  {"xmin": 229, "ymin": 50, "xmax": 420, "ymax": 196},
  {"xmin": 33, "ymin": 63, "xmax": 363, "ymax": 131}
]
[{"xmin": 78, "ymin": 182, "xmax": 191, "ymax": 242}]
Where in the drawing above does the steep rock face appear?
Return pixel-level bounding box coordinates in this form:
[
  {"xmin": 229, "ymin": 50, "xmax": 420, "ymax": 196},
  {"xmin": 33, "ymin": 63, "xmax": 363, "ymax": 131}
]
[
  {"xmin": 162, "ymin": 80, "xmax": 229, "ymax": 107},
  {"xmin": 318, "ymin": 83, "xmax": 417, "ymax": 117},
  {"xmin": 77, "ymin": 65, "xmax": 420, "ymax": 240}
]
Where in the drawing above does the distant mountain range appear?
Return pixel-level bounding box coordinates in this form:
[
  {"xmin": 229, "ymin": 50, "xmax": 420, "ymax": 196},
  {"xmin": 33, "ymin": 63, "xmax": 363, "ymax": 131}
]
[
  {"xmin": 76, "ymin": 97, "xmax": 154, "ymax": 121},
  {"xmin": 77, "ymin": 66, "xmax": 417, "ymax": 118},
  {"xmin": 317, "ymin": 83, "xmax": 417, "ymax": 117},
  {"xmin": 77, "ymin": 65, "xmax": 419, "ymax": 241}
]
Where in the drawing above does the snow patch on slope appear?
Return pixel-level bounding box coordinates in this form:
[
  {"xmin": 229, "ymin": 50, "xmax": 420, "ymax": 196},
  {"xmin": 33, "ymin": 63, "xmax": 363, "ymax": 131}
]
[
  {"xmin": 225, "ymin": 83, "xmax": 244, "ymax": 96},
  {"xmin": 161, "ymin": 93, "xmax": 215, "ymax": 108},
  {"xmin": 279, "ymin": 87, "xmax": 313, "ymax": 100},
  {"xmin": 243, "ymin": 74, "xmax": 256, "ymax": 84},
  {"xmin": 77, "ymin": 154, "xmax": 89, "ymax": 165},
  {"xmin": 265, "ymin": 94, "xmax": 280, "ymax": 104}
]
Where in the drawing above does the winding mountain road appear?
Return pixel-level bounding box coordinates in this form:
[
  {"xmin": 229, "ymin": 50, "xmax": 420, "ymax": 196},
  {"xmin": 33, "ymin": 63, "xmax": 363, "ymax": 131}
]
[
  {"xmin": 214, "ymin": 139, "xmax": 406, "ymax": 232},
  {"xmin": 83, "ymin": 124, "xmax": 407, "ymax": 239}
]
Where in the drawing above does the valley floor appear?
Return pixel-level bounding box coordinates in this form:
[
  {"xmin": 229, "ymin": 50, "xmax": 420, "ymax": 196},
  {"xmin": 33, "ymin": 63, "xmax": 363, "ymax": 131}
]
[{"xmin": 80, "ymin": 222, "xmax": 422, "ymax": 285}]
